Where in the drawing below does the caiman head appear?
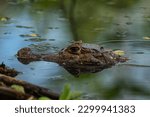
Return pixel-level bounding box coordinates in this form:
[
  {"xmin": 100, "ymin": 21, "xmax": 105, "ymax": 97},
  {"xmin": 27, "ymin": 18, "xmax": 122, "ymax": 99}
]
[
  {"xmin": 58, "ymin": 41, "xmax": 128, "ymax": 65},
  {"xmin": 17, "ymin": 41, "xmax": 128, "ymax": 76}
]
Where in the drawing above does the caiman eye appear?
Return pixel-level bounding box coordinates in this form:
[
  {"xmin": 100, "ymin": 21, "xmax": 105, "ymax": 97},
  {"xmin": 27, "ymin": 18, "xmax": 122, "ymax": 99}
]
[{"xmin": 69, "ymin": 47, "xmax": 80, "ymax": 53}]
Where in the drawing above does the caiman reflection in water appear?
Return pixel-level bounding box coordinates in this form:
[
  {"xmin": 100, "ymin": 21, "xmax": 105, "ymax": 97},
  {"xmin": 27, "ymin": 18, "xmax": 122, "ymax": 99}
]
[{"xmin": 17, "ymin": 41, "xmax": 128, "ymax": 76}]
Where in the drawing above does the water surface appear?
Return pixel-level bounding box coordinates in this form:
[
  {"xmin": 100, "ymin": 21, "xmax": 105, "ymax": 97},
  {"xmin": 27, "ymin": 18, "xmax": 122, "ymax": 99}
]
[{"xmin": 0, "ymin": 0, "xmax": 150, "ymax": 99}]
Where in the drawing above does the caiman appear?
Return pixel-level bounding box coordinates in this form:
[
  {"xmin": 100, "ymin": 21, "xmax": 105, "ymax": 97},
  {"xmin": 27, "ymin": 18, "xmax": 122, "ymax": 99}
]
[{"xmin": 17, "ymin": 41, "xmax": 128, "ymax": 76}]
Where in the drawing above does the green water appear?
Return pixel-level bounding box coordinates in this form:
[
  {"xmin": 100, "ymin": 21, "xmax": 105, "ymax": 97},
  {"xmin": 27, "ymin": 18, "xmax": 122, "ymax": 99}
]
[{"xmin": 0, "ymin": 0, "xmax": 150, "ymax": 99}]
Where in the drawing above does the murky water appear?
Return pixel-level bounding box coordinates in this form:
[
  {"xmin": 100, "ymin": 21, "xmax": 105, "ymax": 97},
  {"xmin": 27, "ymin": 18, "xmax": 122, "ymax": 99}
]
[{"xmin": 0, "ymin": 0, "xmax": 150, "ymax": 99}]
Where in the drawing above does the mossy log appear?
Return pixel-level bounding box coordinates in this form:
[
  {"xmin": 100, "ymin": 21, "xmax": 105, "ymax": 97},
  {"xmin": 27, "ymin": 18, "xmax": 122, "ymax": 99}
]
[
  {"xmin": 0, "ymin": 86, "xmax": 33, "ymax": 100},
  {"xmin": 0, "ymin": 74, "xmax": 59, "ymax": 100}
]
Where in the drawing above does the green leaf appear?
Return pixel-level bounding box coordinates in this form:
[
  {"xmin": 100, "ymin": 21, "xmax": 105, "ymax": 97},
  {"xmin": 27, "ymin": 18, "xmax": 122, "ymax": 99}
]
[
  {"xmin": 59, "ymin": 84, "xmax": 71, "ymax": 100},
  {"xmin": 11, "ymin": 85, "xmax": 25, "ymax": 94}
]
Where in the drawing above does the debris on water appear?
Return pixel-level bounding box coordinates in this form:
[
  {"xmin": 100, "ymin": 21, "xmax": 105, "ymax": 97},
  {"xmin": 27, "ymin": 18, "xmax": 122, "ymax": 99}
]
[
  {"xmin": 25, "ymin": 38, "xmax": 55, "ymax": 42},
  {"xmin": 48, "ymin": 27, "xmax": 53, "ymax": 29},
  {"xmin": 48, "ymin": 27, "xmax": 59, "ymax": 30},
  {"xmin": 20, "ymin": 33, "xmax": 40, "ymax": 38},
  {"xmin": 30, "ymin": 30, "xmax": 36, "ymax": 33},
  {"xmin": 16, "ymin": 25, "xmax": 33, "ymax": 29},
  {"xmin": 126, "ymin": 22, "xmax": 133, "ymax": 25},
  {"xmin": 124, "ymin": 15, "xmax": 130, "ymax": 18},
  {"xmin": 136, "ymin": 52, "xmax": 144, "ymax": 54},
  {"xmin": 4, "ymin": 32, "xmax": 11, "ymax": 35},
  {"xmin": 30, "ymin": 67, "xmax": 35, "ymax": 70},
  {"xmin": 24, "ymin": 37, "xmax": 47, "ymax": 42},
  {"xmin": 48, "ymin": 39, "xmax": 55, "ymax": 41}
]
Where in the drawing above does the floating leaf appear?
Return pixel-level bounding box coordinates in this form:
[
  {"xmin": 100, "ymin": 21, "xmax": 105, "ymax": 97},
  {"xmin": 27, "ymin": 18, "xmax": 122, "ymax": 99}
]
[
  {"xmin": 38, "ymin": 96, "xmax": 51, "ymax": 100},
  {"xmin": 11, "ymin": 85, "xmax": 25, "ymax": 94},
  {"xmin": 59, "ymin": 84, "xmax": 71, "ymax": 100},
  {"xmin": 143, "ymin": 36, "xmax": 150, "ymax": 40},
  {"xmin": 113, "ymin": 50, "xmax": 125, "ymax": 56}
]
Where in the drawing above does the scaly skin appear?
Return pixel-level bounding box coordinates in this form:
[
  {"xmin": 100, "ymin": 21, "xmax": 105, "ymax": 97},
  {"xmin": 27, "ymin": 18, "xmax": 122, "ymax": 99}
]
[{"xmin": 17, "ymin": 41, "xmax": 128, "ymax": 75}]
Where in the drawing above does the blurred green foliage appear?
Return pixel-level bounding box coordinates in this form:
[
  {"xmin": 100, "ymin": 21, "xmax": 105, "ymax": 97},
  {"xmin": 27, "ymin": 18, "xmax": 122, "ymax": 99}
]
[
  {"xmin": 59, "ymin": 84, "xmax": 81, "ymax": 100},
  {"xmin": 7, "ymin": 0, "xmax": 141, "ymax": 41},
  {"xmin": 61, "ymin": 0, "xmax": 140, "ymax": 41}
]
